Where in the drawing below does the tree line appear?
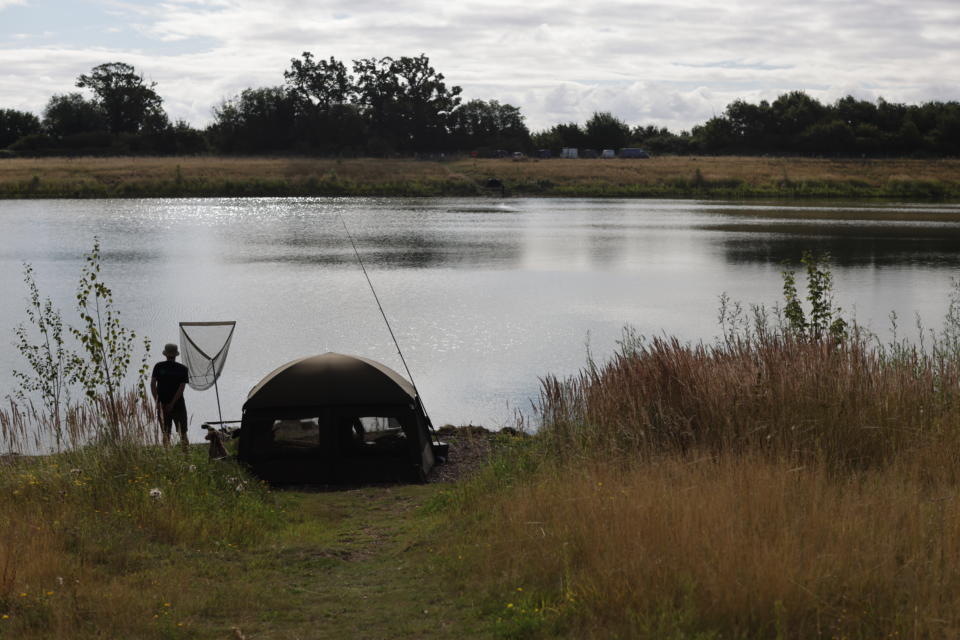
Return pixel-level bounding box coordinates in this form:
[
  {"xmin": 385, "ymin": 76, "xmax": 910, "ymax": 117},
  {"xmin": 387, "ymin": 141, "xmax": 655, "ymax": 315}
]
[{"xmin": 1, "ymin": 57, "xmax": 958, "ymax": 157}]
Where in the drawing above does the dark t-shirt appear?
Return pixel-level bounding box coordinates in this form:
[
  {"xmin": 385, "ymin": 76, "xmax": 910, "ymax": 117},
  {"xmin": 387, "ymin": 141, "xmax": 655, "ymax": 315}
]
[{"xmin": 152, "ymin": 360, "xmax": 189, "ymax": 405}]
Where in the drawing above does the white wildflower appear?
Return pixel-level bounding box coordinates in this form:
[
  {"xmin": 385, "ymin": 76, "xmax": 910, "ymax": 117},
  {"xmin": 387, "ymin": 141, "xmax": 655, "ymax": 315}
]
[
  {"xmin": 56, "ymin": 577, "xmax": 64, "ymax": 586},
  {"xmin": 149, "ymin": 488, "xmax": 163, "ymax": 500},
  {"xmin": 69, "ymin": 468, "xmax": 81, "ymax": 475},
  {"xmin": 235, "ymin": 484, "xmax": 244, "ymax": 493},
  {"xmin": 188, "ymin": 465, "xmax": 197, "ymax": 473}
]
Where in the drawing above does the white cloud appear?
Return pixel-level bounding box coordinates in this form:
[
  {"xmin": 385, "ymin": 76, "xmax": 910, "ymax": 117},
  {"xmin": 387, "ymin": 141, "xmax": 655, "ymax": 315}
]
[
  {"xmin": 0, "ymin": 0, "xmax": 26, "ymax": 9},
  {"xmin": 1, "ymin": 0, "xmax": 959, "ymax": 130}
]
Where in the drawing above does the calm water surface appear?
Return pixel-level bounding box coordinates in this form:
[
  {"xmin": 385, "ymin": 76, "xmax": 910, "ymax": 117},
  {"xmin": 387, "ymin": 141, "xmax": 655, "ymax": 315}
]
[{"xmin": 2, "ymin": 197, "xmax": 960, "ymax": 436}]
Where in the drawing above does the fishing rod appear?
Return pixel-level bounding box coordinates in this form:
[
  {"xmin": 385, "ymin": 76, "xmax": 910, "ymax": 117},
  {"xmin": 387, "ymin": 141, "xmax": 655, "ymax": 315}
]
[{"xmin": 336, "ymin": 210, "xmax": 439, "ymax": 439}]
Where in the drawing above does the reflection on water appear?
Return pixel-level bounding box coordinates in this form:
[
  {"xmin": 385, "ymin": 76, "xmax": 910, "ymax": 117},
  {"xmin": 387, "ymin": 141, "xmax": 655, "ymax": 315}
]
[{"xmin": 1, "ymin": 197, "xmax": 959, "ymax": 435}]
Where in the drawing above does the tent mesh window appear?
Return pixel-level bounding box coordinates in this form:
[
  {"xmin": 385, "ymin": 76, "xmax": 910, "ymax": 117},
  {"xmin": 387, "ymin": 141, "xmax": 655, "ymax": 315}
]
[{"xmin": 272, "ymin": 418, "xmax": 321, "ymax": 451}]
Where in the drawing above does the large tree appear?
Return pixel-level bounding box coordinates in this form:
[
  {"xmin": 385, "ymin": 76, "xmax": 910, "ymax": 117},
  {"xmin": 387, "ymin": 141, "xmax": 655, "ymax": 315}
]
[
  {"xmin": 208, "ymin": 87, "xmax": 297, "ymax": 153},
  {"xmin": 42, "ymin": 93, "xmax": 106, "ymax": 138},
  {"xmin": 353, "ymin": 54, "xmax": 461, "ymax": 151},
  {"xmin": 724, "ymin": 99, "xmax": 773, "ymax": 150},
  {"xmin": 449, "ymin": 99, "xmax": 530, "ymax": 151},
  {"xmin": 584, "ymin": 111, "xmax": 631, "ymax": 150},
  {"xmin": 284, "ymin": 53, "xmax": 353, "ymax": 110},
  {"xmin": 532, "ymin": 122, "xmax": 586, "ymax": 151},
  {"xmin": 283, "ymin": 53, "xmax": 364, "ymax": 152},
  {"xmin": 76, "ymin": 62, "xmax": 167, "ymax": 134},
  {"xmin": 0, "ymin": 108, "xmax": 41, "ymax": 148},
  {"xmin": 769, "ymin": 91, "xmax": 826, "ymax": 138}
]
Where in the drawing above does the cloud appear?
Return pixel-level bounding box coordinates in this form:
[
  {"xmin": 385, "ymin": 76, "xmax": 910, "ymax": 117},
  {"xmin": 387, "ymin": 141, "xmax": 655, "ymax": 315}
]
[
  {"xmin": 1, "ymin": 0, "xmax": 959, "ymax": 130},
  {"xmin": 0, "ymin": 0, "xmax": 26, "ymax": 9}
]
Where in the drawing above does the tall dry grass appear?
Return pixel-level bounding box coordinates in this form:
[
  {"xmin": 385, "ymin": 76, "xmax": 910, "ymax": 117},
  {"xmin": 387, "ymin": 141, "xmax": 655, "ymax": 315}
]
[
  {"xmin": 1, "ymin": 390, "xmax": 158, "ymax": 454},
  {"xmin": 479, "ymin": 453, "xmax": 960, "ymax": 639},
  {"xmin": 539, "ymin": 329, "xmax": 960, "ymax": 470},
  {"xmin": 0, "ymin": 392, "xmax": 280, "ymax": 637},
  {"xmin": 452, "ymin": 303, "xmax": 960, "ymax": 638}
]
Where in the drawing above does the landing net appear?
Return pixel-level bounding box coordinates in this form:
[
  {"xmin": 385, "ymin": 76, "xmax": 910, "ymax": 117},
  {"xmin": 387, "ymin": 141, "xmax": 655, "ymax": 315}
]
[{"xmin": 178, "ymin": 321, "xmax": 236, "ymax": 391}]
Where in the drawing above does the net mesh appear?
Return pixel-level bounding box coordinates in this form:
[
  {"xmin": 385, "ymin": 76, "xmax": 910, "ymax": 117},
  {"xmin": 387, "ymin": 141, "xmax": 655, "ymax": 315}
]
[{"xmin": 178, "ymin": 321, "xmax": 236, "ymax": 391}]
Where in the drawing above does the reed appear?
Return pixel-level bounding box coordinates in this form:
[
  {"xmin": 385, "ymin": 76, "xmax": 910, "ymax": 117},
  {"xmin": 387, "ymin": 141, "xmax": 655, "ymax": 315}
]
[
  {"xmin": 537, "ymin": 328, "xmax": 960, "ymax": 470},
  {"xmin": 450, "ymin": 292, "xmax": 960, "ymax": 638}
]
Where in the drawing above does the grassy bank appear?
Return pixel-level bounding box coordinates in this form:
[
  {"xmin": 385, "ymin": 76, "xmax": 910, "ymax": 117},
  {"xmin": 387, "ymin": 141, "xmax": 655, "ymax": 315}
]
[
  {"xmin": 0, "ymin": 396, "xmax": 495, "ymax": 639},
  {"xmin": 446, "ymin": 298, "xmax": 960, "ymax": 638},
  {"xmin": 1, "ymin": 155, "xmax": 960, "ymax": 199},
  {"xmin": 10, "ymin": 269, "xmax": 960, "ymax": 638}
]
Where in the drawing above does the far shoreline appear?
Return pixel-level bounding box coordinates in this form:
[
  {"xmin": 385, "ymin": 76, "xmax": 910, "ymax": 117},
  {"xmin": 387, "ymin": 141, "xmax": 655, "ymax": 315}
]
[{"xmin": 1, "ymin": 155, "xmax": 959, "ymax": 200}]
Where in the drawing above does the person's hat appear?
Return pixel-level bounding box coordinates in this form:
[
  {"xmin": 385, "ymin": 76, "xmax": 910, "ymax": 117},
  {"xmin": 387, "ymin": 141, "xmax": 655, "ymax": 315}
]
[{"xmin": 163, "ymin": 343, "xmax": 180, "ymax": 357}]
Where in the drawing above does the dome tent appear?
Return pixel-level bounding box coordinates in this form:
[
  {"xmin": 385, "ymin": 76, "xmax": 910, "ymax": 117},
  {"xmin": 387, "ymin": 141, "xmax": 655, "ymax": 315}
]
[{"xmin": 239, "ymin": 352, "xmax": 436, "ymax": 484}]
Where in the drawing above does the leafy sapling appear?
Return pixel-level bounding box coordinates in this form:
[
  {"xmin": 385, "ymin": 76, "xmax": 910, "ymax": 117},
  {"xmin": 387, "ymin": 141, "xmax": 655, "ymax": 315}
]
[
  {"xmin": 780, "ymin": 251, "xmax": 848, "ymax": 342},
  {"xmin": 12, "ymin": 263, "xmax": 76, "ymax": 441},
  {"xmin": 70, "ymin": 239, "xmax": 151, "ymax": 427}
]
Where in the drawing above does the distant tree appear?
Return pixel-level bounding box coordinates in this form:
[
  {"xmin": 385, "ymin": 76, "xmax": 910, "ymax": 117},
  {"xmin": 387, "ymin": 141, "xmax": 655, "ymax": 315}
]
[
  {"xmin": 853, "ymin": 123, "xmax": 883, "ymax": 154},
  {"xmin": 874, "ymin": 97, "xmax": 908, "ymax": 134},
  {"xmin": 42, "ymin": 93, "xmax": 106, "ymax": 138},
  {"xmin": 799, "ymin": 120, "xmax": 856, "ymax": 153},
  {"xmin": 76, "ymin": 62, "xmax": 167, "ymax": 134},
  {"xmin": 769, "ymin": 91, "xmax": 826, "ymax": 141},
  {"xmin": 834, "ymin": 95, "xmax": 878, "ymax": 129},
  {"xmin": 0, "ymin": 108, "xmax": 41, "ymax": 148},
  {"xmin": 449, "ymin": 99, "xmax": 530, "ymax": 151},
  {"xmin": 894, "ymin": 119, "xmax": 923, "ymax": 154},
  {"xmin": 353, "ymin": 54, "xmax": 461, "ymax": 152},
  {"xmin": 208, "ymin": 87, "xmax": 297, "ymax": 153},
  {"xmin": 145, "ymin": 119, "xmax": 209, "ymax": 155},
  {"xmin": 932, "ymin": 105, "xmax": 960, "ymax": 154},
  {"xmin": 724, "ymin": 99, "xmax": 773, "ymax": 150},
  {"xmin": 583, "ymin": 111, "xmax": 630, "ymax": 150},
  {"xmin": 284, "ymin": 53, "xmax": 353, "ymax": 110},
  {"xmin": 692, "ymin": 116, "xmax": 736, "ymax": 153},
  {"xmin": 283, "ymin": 53, "xmax": 365, "ymax": 152},
  {"xmin": 631, "ymin": 124, "xmax": 692, "ymax": 155},
  {"xmin": 291, "ymin": 103, "xmax": 367, "ymax": 154},
  {"xmin": 532, "ymin": 122, "xmax": 586, "ymax": 152},
  {"xmin": 530, "ymin": 129, "xmax": 558, "ymax": 152}
]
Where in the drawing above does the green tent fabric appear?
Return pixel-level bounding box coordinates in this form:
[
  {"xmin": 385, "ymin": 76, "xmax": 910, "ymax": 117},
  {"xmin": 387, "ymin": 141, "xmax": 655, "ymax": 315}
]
[
  {"xmin": 243, "ymin": 352, "xmax": 417, "ymax": 411},
  {"xmin": 239, "ymin": 352, "xmax": 434, "ymax": 484}
]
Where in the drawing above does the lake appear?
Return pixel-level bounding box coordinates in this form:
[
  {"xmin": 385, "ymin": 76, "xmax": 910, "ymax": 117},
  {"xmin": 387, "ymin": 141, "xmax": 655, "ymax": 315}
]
[{"xmin": 2, "ymin": 197, "xmax": 960, "ymax": 437}]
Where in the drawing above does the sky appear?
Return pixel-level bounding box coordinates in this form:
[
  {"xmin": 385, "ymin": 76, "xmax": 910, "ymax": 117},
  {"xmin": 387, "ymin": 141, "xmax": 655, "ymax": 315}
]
[{"xmin": 1, "ymin": 0, "xmax": 959, "ymax": 132}]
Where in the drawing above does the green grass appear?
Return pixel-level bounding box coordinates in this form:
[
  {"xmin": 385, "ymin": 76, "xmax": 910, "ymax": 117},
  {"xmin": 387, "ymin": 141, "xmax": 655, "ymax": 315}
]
[
  {"xmin": 2, "ymin": 155, "xmax": 960, "ymax": 199},
  {"xmin": 3, "ymin": 175, "xmax": 958, "ymax": 200},
  {"xmin": 0, "ymin": 392, "xmax": 498, "ymax": 638},
  {"xmin": 0, "ymin": 441, "xmax": 495, "ymax": 639}
]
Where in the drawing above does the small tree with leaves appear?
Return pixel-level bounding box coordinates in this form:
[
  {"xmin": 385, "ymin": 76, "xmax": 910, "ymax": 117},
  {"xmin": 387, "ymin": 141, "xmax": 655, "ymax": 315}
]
[
  {"xmin": 12, "ymin": 264, "xmax": 77, "ymax": 444},
  {"xmin": 70, "ymin": 239, "xmax": 151, "ymax": 429},
  {"xmin": 781, "ymin": 251, "xmax": 848, "ymax": 342}
]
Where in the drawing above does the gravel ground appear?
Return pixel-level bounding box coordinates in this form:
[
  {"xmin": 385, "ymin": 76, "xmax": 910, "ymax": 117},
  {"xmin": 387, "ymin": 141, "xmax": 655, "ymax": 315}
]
[{"xmin": 428, "ymin": 425, "xmax": 513, "ymax": 483}]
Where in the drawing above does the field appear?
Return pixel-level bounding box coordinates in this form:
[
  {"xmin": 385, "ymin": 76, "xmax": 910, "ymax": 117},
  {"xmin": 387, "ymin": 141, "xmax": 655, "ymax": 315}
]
[{"xmin": 1, "ymin": 155, "xmax": 959, "ymax": 198}]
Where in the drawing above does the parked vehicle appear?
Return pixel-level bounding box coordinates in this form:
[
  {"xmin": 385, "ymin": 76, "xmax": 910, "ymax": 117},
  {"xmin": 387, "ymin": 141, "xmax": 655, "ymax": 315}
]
[{"xmin": 619, "ymin": 148, "xmax": 651, "ymax": 159}]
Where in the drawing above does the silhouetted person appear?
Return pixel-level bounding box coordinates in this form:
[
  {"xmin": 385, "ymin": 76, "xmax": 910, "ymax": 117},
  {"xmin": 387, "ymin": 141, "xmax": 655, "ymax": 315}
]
[{"xmin": 151, "ymin": 343, "xmax": 189, "ymax": 450}]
